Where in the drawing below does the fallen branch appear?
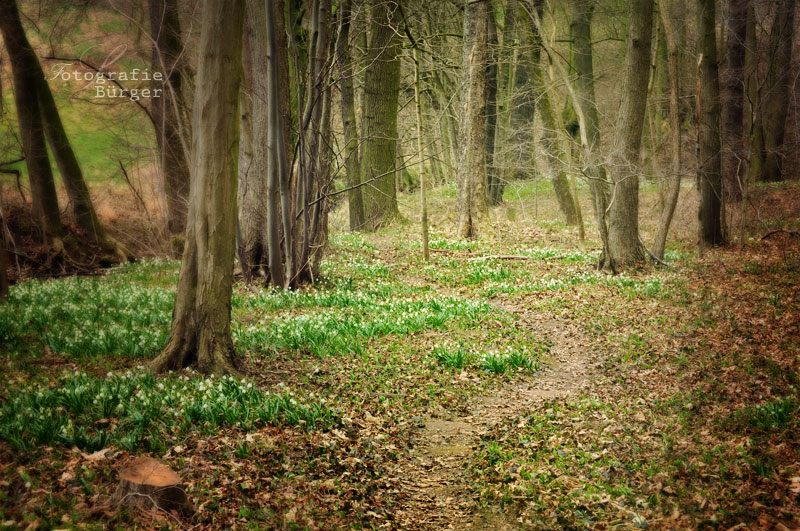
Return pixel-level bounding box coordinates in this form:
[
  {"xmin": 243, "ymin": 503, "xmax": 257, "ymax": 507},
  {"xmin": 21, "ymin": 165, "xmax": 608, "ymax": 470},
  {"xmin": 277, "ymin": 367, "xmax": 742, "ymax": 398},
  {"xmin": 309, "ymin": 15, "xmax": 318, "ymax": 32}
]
[{"xmin": 760, "ymin": 229, "xmax": 800, "ymax": 241}]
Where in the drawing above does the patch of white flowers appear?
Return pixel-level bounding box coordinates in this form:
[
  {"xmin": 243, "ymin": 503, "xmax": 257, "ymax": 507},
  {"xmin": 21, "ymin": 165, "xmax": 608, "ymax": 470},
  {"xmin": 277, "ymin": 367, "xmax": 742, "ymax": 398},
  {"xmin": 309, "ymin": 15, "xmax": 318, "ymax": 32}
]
[{"xmin": 0, "ymin": 369, "xmax": 335, "ymax": 451}]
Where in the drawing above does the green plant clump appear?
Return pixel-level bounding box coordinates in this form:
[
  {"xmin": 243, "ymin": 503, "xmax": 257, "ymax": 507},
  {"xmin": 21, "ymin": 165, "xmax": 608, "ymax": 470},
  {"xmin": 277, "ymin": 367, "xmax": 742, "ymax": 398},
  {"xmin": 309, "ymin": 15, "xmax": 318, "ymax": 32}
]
[{"xmin": 0, "ymin": 370, "xmax": 336, "ymax": 452}]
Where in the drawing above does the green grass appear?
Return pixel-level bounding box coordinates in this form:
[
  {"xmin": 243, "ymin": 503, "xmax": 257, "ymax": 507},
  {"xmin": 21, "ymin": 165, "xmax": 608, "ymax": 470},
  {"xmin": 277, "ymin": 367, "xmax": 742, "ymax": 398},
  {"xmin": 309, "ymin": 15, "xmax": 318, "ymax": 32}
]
[{"xmin": 0, "ymin": 370, "xmax": 335, "ymax": 452}]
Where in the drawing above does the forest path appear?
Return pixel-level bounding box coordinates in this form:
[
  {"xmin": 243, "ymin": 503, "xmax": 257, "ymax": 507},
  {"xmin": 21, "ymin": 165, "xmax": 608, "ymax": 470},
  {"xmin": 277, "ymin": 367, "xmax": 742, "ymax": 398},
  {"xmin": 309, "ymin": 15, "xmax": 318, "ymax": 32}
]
[{"xmin": 390, "ymin": 303, "xmax": 598, "ymax": 529}]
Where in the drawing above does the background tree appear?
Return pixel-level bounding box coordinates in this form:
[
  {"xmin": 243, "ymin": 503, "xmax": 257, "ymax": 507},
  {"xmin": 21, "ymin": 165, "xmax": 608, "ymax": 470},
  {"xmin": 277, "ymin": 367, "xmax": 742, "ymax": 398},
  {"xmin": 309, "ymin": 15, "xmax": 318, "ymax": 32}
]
[
  {"xmin": 652, "ymin": 0, "xmax": 685, "ymax": 260},
  {"xmin": 1, "ymin": 0, "xmax": 64, "ymax": 250},
  {"xmin": 457, "ymin": 0, "xmax": 489, "ymax": 239},
  {"xmin": 148, "ymin": 0, "xmax": 190, "ymax": 241},
  {"xmin": 337, "ymin": 0, "xmax": 365, "ymax": 231},
  {"xmin": 697, "ymin": 0, "xmax": 725, "ymax": 248},
  {"xmin": 361, "ymin": 0, "xmax": 401, "ymax": 230},
  {"xmin": 605, "ymin": 0, "xmax": 654, "ymax": 268},
  {"xmin": 722, "ymin": 0, "xmax": 747, "ymax": 201},
  {"xmin": 151, "ymin": 0, "xmax": 244, "ymax": 375}
]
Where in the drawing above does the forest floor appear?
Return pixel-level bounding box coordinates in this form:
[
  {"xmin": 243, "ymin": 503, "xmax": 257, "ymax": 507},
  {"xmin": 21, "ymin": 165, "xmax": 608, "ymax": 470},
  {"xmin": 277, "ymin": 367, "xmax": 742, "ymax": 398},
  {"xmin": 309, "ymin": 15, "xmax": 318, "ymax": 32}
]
[{"xmin": 1, "ymin": 182, "xmax": 800, "ymax": 529}]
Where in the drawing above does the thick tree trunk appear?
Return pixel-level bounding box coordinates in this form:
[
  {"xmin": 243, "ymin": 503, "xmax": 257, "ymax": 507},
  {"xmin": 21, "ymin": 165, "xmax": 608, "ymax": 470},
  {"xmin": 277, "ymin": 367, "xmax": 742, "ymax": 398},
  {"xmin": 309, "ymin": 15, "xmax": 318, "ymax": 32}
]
[
  {"xmin": 149, "ymin": 0, "xmax": 190, "ymax": 239},
  {"xmin": 606, "ymin": 0, "xmax": 653, "ymax": 268},
  {"xmin": 361, "ymin": 0, "xmax": 401, "ymax": 230},
  {"xmin": 151, "ymin": 0, "xmax": 244, "ymax": 375},
  {"xmin": 337, "ymin": 0, "xmax": 365, "ymax": 231},
  {"xmin": 652, "ymin": 0, "xmax": 684, "ymax": 260},
  {"xmin": 722, "ymin": 0, "xmax": 747, "ymax": 201},
  {"xmin": 457, "ymin": 0, "xmax": 489, "ymax": 239},
  {"xmin": 697, "ymin": 0, "xmax": 725, "ymax": 247},
  {"xmin": 0, "ymin": 0, "xmax": 63, "ymax": 247},
  {"xmin": 761, "ymin": 0, "xmax": 795, "ymax": 182}
]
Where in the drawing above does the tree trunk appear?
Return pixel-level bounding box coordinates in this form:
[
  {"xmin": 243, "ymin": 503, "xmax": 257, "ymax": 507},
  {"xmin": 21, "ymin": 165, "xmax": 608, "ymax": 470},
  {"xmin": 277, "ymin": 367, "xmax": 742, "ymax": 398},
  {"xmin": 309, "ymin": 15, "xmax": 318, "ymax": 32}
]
[
  {"xmin": 0, "ymin": 182, "xmax": 7, "ymax": 300},
  {"xmin": 238, "ymin": 1, "xmax": 270, "ymax": 281},
  {"xmin": 508, "ymin": 2, "xmax": 536, "ymax": 183},
  {"xmin": 485, "ymin": 10, "xmax": 502, "ymax": 206},
  {"xmin": 457, "ymin": 0, "xmax": 489, "ymax": 239},
  {"xmin": 606, "ymin": 0, "xmax": 653, "ymax": 268},
  {"xmin": 149, "ymin": 0, "xmax": 190, "ymax": 239},
  {"xmin": 528, "ymin": 0, "xmax": 578, "ymax": 225},
  {"xmin": 569, "ymin": 0, "xmax": 611, "ymax": 265},
  {"xmin": 697, "ymin": 0, "xmax": 725, "ymax": 247},
  {"xmin": 722, "ymin": 0, "xmax": 747, "ymax": 201},
  {"xmin": 264, "ymin": 0, "xmax": 288, "ymax": 288},
  {"xmin": 337, "ymin": 0, "xmax": 365, "ymax": 231},
  {"xmin": 361, "ymin": 0, "xmax": 401, "ymax": 230},
  {"xmin": 761, "ymin": 0, "xmax": 795, "ymax": 182},
  {"xmin": 0, "ymin": 0, "xmax": 63, "ymax": 247},
  {"xmin": 151, "ymin": 0, "xmax": 244, "ymax": 375},
  {"xmin": 652, "ymin": 0, "xmax": 684, "ymax": 260}
]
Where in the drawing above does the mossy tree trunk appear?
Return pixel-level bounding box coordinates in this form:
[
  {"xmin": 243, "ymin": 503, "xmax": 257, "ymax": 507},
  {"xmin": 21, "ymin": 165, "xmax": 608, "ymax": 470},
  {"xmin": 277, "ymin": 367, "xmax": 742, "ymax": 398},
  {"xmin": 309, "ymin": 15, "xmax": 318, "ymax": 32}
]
[
  {"xmin": 361, "ymin": 0, "xmax": 401, "ymax": 230},
  {"xmin": 151, "ymin": 0, "xmax": 244, "ymax": 375}
]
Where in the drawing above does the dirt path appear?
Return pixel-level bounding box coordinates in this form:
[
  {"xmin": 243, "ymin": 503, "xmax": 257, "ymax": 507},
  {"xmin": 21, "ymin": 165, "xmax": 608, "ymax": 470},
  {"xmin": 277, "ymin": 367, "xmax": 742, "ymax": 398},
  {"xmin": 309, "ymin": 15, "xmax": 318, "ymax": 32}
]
[{"xmin": 390, "ymin": 309, "xmax": 597, "ymax": 529}]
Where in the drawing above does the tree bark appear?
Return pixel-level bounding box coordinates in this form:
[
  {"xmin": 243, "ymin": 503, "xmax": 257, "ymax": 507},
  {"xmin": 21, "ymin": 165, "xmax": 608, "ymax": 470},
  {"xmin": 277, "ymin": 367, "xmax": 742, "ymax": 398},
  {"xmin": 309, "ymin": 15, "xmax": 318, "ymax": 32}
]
[
  {"xmin": 528, "ymin": 0, "xmax": 578, "ymax": 226},
  {"xmin": 722, "ymin": 0, "xmax": 747, "ymax": 201},
  {"xmin": 151, "ymin": 0, "xmax": 244, "ymax": 375},
  {"xmin": 264, "ymin": 0, "xmax": 288, "ymax": 288},
  {"xmin": 0, "ymin": 0, "xmax": 63, "ymax": 247},
  {"xmin": 457, "ymin": 0, "xmax": 489, "ymax": 239},
  {"xmin": 697, "ymin": 0, "xmax": 725, "ymax": 247},
  {"xmin": 149, "ymin": 0, "xmax": 190, "ymax": 239},
  {"xmin": 606, "ymin": 0, "xmax": 653, "ymax": 268},
  {"xmin": 761, "ymin": 0, "xmax": 795, "ymax": 182},
  {"xmin": 568, "ymin": 0, "xmax": 611, "ymax": 265},
  {"xmin": 652, "ymin": 0, "xmax": 684, "ymax": 260},
  {"xmin": 361, "ymin": 0, "xmax": 401, "ymax": 230},
  {"xmin": 337, "ymin": 0, "xmax": 365, "ymax": 231},
  {"xmin": 485, "ymin": 9, "xmax": 502, "ymax": 206}
]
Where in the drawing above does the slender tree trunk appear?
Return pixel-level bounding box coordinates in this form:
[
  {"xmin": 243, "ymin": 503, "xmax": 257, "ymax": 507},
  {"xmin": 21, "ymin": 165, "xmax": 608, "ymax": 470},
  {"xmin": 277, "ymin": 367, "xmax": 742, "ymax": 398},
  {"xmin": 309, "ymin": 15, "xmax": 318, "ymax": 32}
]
[
  {"xmin": 0, "ymin": 0, "xmax": 63, "ymax": 247},
  {"xmin": 744, "ymin": 3, "xmax": 763, "ymax": 188},
  {"xmin": 238, "ymin": 0, "xmax": 271, "ymax": 282},
  {"xmin": 761, "ymin": 0, "xmax": 795, "ymax": 182},
  {"xmin": 151, "ymin": 0, "xmax": 244, "ymax": 375},
  {"xmin": 528, "ymin": 0, "xmax": 578, "ymax": 225},
  {"xmin": 149, "ymin": 0, "xmax": 190, "ymax": 239},
  {"xmin": 361, "ymin": 0, "xmax": 401, "ymax": 230},
  {"xmin": 337, "ymin": 0, "xmax": 365, "ymax": 231},
  {"xmin": 569, "ymin": 0, "xmax": 611, "ymax": 266},
  {"xmin": 264, "ymin": 0, "xmax": 287, "ymax": 288},
  {"xmin": 697, "ymin": 0, "xmax": 725, "ymax": 247},
  {"xmin": 653, "ymin": 0, "xmax": 684, "ymax": 260},
  {"xmin": 414, "ymin": 47, "xmax": 430, "ymax": 262},
  {"xmin": 485, "ymin": 10, "xmax": 502, "ymax": 205},
  {"xmin": 0, "ymin": 183, "xmax": 7, "ymax": 300},
  {"xmin": 457, "ymin": 0, "xmax": 489, "ymax": 239},
  {"xmin": 722, "ymin": 0, "xmax": 747, "ymax": 201},
  {"xmin": 606, "ymin": 0, "xmax": 653, "ymax": 268},
  {"xmin": 508, "ymin": 3, "xmax": 536, "ymax": 183}
]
